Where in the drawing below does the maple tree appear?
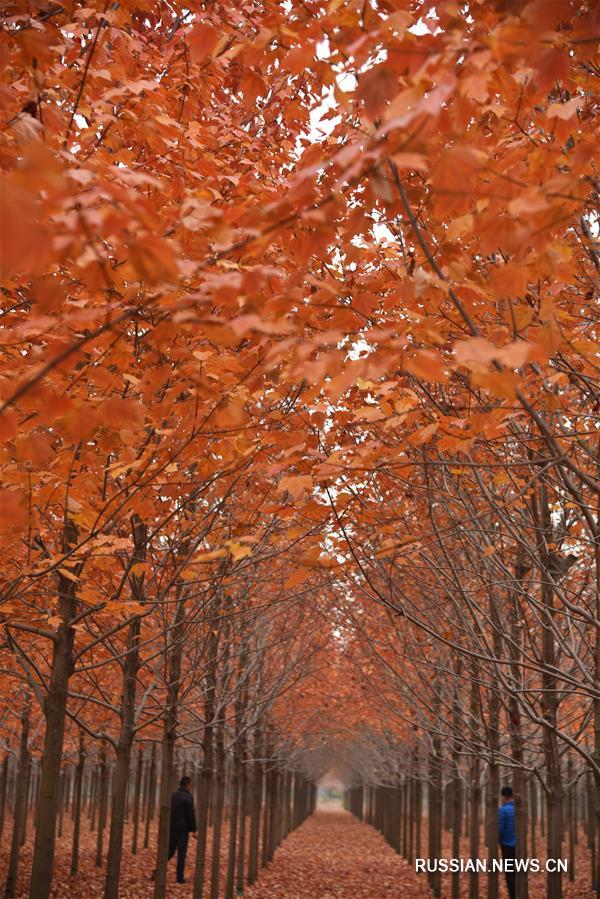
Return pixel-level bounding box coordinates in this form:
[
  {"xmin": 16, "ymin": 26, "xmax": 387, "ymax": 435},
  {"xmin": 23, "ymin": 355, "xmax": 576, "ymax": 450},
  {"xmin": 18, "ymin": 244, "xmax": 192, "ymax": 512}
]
[{"xmin": 1, "ymin": 0, "xmax": 599, "ymax": 898}]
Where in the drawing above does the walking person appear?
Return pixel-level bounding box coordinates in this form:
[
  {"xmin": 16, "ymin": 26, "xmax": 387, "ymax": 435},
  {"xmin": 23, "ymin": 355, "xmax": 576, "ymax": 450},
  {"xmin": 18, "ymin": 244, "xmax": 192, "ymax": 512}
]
[
  {"xmin": 498, "ymin": 785, "xmax": 516, "ymax": 899},
  {"xmin": 169, "ymin": 776, "xmax": 197, "ymax": 884}
]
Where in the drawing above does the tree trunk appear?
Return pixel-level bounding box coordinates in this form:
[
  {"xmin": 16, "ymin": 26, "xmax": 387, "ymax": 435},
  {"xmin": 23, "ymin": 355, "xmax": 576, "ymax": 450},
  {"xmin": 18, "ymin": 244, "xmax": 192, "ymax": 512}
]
[
  {"xmin": 247, "ymin": 733, "xmax": 262, "ymax": 885},
  {"xmin": 225, "ymin": 753, "xmax": 240, "ymax": 899},
  {"xmin": 20, "ymin": 754, "xmax": 31, "ymax": 847},
  {"xmin": 568, "ymin": 758, "xmax": 576, "ymax": 882},
  {"xmin": 192, "ymin": 602, "xmax": 219, "ymax": 899},
  {"xmin": 508, "ymin": 550, "xmax": 529, "ymax": 899},
  {"xmin": 486, "ymin": 760, "xmax": 500, "ymax": 899},
  {"xmin": 104, "ymin": 515, "xmax": 147, "ymax": 899},
  {"xmin": 593, "ymin": 507, "xmax": 600, "ymax": 895},
  {"xmin": 486, "ymin": 591, "xmax": 504, "ymax": 899},
  {"xmin": 210, "ymin": 724, "xmax": 226, "ymax": 899},
  {"xmin": 0, "ymin": 753, "xmax": 9, "ymax": 846},
  {"xmin": 468, "ymin": 664, "xmax": 481, "ymax": 899},
  {"xmin": 131, "ymin": 747, "xmax": 144, "ymax": 855},
  {"xmin": 69, "ymin": 732, "xmax": 85, "ymax": 877},
  {"xmin": 428, "ymin": 731, "xmax": 442, "ymax": 898},
  {"xmin": 236, "ymin": 747, "xmax": 248, "ymax": 892},
  {"xmin": 451, "ymin": 672, "xmax": 463, "ymax": 899},
  {"xmin": 57, "ymin": 770, "xmax": 65, "ymax": 839},
  {"xmin": 530, "ymin": 777, "xmax": 537, "ymax": 859},
  {"xmin": 537, "ymin": 483, "xmax": 563, "ymax": 899},
  {"xmin": 29, "ymin": 520, "xmax": 78, "ymax": 899},
  {"xmin": 4, "ymin": 701, "xmax": 30, "ymax": 899},
  {"xmin": 144, "ymin": 743, "xmax": 157, "ymax": 850},
  {"xmin": 153, "ymin": 591, "xmax": 187, "ymax": 899},
  {"xmin": 95, "ymin": 746, "xmax": 109, "ymax": 868},
  {"xmin": 261, "ymin": 756, "xmax": 271, "ymax": 870}
]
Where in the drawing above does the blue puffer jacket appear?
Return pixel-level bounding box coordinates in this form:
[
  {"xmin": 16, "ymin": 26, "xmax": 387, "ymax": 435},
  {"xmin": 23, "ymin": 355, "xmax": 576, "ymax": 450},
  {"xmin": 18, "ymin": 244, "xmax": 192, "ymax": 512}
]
[{"xmin": 498, "ymin": 800, "xmax": 516, "ymax": 847}]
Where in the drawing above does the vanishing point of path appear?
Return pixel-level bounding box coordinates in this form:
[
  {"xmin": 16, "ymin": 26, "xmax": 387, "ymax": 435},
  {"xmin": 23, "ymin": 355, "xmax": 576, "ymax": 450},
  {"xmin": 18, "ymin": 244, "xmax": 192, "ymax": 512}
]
[{"xmin": 244, "ymin": 808, "xmax": 429, "ymax": 899}]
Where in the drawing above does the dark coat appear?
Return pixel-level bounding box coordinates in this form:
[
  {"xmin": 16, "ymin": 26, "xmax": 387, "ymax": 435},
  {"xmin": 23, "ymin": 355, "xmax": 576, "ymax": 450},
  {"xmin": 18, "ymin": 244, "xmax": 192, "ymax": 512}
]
[{"xmin": 170, "ymin": 788, "xmax": 197, "ymax": 833}]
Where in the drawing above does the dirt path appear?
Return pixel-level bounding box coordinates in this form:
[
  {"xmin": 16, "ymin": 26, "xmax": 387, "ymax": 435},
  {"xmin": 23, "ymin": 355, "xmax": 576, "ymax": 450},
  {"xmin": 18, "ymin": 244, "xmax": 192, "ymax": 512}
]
[{"xmin": 244, "ymin": 809, "xmax": 429, "ymax": 899}]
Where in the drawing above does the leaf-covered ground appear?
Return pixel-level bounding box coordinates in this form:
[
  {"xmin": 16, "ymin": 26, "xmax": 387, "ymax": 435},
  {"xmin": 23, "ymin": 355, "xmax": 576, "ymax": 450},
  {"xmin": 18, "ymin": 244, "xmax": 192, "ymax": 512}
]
[
  {"xmin": 245, "ymin": 808, "xmax": 595, "ymax": 899},
  {"xmin": 1, "ymin": 809, "xmax": 595, "ymax": 897},
  {"xmin": 245, "ymin": 808, "xmax": 427, "ymax": 899}
]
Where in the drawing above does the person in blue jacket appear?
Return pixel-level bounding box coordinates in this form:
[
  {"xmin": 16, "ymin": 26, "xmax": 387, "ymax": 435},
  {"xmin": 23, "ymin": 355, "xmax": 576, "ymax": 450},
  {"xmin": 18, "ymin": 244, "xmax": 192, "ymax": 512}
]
[{"xmin": 498, "ymin": 785, "xmax": 516, "ymax": 898}]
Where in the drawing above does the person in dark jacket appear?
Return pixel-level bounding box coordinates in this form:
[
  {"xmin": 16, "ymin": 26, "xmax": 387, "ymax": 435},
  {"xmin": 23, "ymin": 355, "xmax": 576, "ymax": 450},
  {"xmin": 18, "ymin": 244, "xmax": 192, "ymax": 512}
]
[
  {"xmin": 169, "ymin": 776, "xmax": 197, "ymax": 883},
  {"xmin": 498, "ymin": 785, "xmax": 516, "ymax": 899}
]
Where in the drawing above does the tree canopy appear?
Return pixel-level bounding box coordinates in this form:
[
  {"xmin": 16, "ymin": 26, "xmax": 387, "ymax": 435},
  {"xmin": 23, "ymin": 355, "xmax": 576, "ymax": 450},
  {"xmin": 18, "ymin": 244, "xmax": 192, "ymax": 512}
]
[{"xmin": 1, "ymin": 1, "xmax": 599, "ymax": 898}]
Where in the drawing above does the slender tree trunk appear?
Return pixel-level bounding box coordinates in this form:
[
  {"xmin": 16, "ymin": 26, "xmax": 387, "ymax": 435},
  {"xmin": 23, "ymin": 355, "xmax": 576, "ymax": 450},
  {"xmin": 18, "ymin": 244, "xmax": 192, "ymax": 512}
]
[
  {"xmin": 29, "ymin": 519, "xmax": 79, "ymax": 899},
  {"xmin": 90, "ymin": 765, "xmax": 99, "ymax": 831},
  {"xmin": 530, "ymin": 777, "xmax": 537, "ymax": 859},
  {"xmin": 428, "ymin": 731, "xmax": 442, "ymax": 898},
  {"xmin": 568, "ymin": 758, "xmax": 576, "ymax": 882},
  {"xmin": 268, "ymin": 766, "xmax": 279, "ymax": 862},
  {"xmin": 236, "ymin": 747, "xmax": 248, "ymax": 893},
  {"xmin": 508, "ymin": 551, "xmax": 529, "ymax": 899},
  {"xmin": 468, "ymin": 664, "xmax": 481, "ymax": 899},
  {"xmin": 592, "ymin": 501, "xmax": 600, "ymax": 895},
  {"xmin": 415, "ymin": 766, "xmax": 422, "ymax": 861},
  {"xmin": 144, "ymin": 743, "xmax": 157, "ymax": 850},
  {"xmin": 0, "ymin": 753, "xmax": 9, "ymax": 846},
  {"xmin": 104, "ymin": 516, "xmax": 147, "ymax": 899},
  {"xmin": 247, "ymin": 733, "xmax": 262, "ymax": 885},
  {"xmin": 20, "ymin": 755, "xmax": 31, "ymax": 847},
  {"xmin": 225, "ymin": 752, "xmax": 240, "ymax": 899},
  {"xmin": 192, "ymin": 603, "xmax": 219, "ymax": 899},
  {"xmin": 486, "ymin": 591, "xmax": 504, "ymax": 899},
  {"xmin": 210, "ymin": 724, "xmax": 226, "ymax": 899},
  {"xmin": 451, "ymin": 671, "xmax": 462, "ymax": 899},
  {"xmin": 95, "ymin": 746, "xmax": 109, "ymax": 868},
  {"xmin": 4, "ymin": 700, "xmax": 30, "ymax": 899},
  {"xmin": 261, "ymin": 756, "xmax": 271, "ymax": 870},
  {"xmin": 153, "ymin": 590, "xmax": 187, "ymax": 899},
  {"xmin": 131, "ymin": 746, "xmax": 144, "ymax": 855},
  {"xmin": 486, "ymin": 759, "xmax": 500, "ymax": 899},
  {"xmin": 70, "ymin": 732, "xmax": 85, "ymax": 877},
  {"xmin": 231, "ymin": 645, "xmax": 248, "ymax": 895},
  {"xmin": 57, "ymin": 770, "xmax": 65, "ymax": 839},
  {"xmin": 536, "ymin": 483, "xmax": 563, "ymax": 899},
  {"xmin": 468, "ymin": 754, "xmax": 481, "ymax": 899}
]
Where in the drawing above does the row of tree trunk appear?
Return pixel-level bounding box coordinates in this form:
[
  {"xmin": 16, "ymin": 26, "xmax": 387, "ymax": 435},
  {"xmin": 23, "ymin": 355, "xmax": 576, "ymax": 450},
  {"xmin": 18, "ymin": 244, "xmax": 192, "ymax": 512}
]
[
  {"xmin": 1, "ymin": 733, "xmax": 316, "ymax": 899},
  {"xmin": 346, "ymin": 755, "xmax": 594, "ymax": 899}
]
